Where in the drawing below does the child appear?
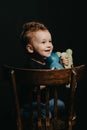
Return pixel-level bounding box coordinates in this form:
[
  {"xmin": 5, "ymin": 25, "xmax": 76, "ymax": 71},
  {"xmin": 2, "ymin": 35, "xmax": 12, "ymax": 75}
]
[{"xmin": 20, "ymin": 21, "xmax": 68, "ymax": 121}]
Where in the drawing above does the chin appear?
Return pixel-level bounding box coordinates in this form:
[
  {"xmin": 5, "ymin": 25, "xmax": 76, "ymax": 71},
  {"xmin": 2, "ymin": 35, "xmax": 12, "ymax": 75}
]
[
  {"xmin": 45, "ymin": 54, "xmax": 51, "ymax": 57},
  {"xmin": 42, "ymin": 53, "xmax": 51, "ymax": 58}
]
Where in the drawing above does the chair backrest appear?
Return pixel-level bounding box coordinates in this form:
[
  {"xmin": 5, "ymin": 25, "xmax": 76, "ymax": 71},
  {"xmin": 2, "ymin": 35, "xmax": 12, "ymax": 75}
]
[{"xmin": 3, "ymin": 64, "xmax": 85, "ymax": 130}]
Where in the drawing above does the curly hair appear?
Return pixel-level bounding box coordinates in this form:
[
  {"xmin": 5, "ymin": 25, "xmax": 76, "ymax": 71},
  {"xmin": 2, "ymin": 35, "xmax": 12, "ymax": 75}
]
[{"xmin": 20, "ymin": 21, "xmax": 48, "ymax": 47}]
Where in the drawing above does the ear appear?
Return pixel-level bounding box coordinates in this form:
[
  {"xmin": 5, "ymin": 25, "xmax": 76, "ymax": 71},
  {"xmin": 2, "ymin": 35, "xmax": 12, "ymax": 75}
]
[
  {"xmin": 66, "ymin": 49, "xmax": 72, "ymax": 55},
  {"xmin": 56, "ymin": 52, "xmax": 62, "ymax": 57},
  {"xmin": 26, "ymin": 44, "xmax": 34, "ymax": 53}
]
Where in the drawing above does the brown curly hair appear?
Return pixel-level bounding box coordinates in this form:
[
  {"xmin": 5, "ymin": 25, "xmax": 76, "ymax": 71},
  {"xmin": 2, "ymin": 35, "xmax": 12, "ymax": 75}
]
[{"xmin": 20, "ymin": 21, "xmax": 48, "ymax": 47}]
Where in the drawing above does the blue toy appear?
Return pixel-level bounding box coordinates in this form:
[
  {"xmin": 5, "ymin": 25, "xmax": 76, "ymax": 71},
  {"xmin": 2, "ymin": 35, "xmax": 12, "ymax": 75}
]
[{"xmin": 46, "ymin": 52, "xmax": 64, "ymax": 69}]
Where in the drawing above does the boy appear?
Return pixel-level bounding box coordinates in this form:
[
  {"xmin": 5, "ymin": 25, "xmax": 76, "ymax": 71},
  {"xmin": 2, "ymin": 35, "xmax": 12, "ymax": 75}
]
[{"xmin": 20, "ymin": 21, "xmax": 68, "ymax": 120}]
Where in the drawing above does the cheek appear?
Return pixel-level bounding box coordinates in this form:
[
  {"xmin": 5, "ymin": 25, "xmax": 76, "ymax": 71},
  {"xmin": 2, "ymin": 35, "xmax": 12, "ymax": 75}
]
[
  {"xmin": 33, "ymin": 44, "xmax": 41, "ymax": 50},
  {"xmin": 37, "ymin": 45, "xmax": 44, "ymax": 51},
  {"xmin": 34, "ymin": 46, "xmax": 43, "ymax": 53},
  {"xmin": 51, "ymin": 44, "xmax": 53, "ymax": 49}
]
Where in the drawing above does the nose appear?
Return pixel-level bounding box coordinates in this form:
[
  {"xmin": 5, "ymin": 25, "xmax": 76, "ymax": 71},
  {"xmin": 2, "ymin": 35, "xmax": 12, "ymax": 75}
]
[{"xmin": 46, "ymin": 42, "xmax": 53, "ymax": 48}]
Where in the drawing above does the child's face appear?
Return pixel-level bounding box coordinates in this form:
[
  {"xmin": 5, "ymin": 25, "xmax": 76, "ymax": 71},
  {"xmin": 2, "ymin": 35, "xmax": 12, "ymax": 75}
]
[{"xmin": 27, "ymin": 30, "xmax": 53, "ymax": 58}]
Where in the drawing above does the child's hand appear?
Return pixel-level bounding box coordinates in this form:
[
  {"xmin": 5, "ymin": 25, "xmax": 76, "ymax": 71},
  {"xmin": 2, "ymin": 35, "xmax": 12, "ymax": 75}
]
[
  {"xmin": 40, "ymin": 85, "xmax": 46, "ymax": 90},
  {"xmin": 60, "ymin": 53, "xmax": 69, "ymax": 67},
  {"xmin": 34, "ymin": 85, "xmax": 46, "ymax": 91}
]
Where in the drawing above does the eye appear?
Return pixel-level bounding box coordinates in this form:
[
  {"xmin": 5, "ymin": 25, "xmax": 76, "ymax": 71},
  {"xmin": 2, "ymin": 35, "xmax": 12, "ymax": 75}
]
[
  {"xmin": 49, "ymin": 40, "xmax": 52, "ymax": 43},
  {"xmin": 41, "ymin": 41, "xmax": 46, "ymax": 44}
]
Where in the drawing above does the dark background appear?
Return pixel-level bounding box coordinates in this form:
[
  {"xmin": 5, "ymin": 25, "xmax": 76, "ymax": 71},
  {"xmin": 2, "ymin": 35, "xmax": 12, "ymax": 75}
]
[{"xmin": 0, "ymin": 0, "xmax": 86, "ymax": 129}]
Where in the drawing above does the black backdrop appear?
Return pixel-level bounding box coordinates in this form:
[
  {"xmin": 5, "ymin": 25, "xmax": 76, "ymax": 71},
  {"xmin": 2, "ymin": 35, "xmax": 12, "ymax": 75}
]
[{"xmin": 0, "ymin": 0, "xmax": 86, "ymax": 129}]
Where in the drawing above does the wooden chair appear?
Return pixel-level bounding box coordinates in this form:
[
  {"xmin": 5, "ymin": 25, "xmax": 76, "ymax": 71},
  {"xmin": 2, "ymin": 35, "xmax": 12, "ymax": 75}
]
[{"xmin": 3, "ymin": 64, "xmax": 85, "ymax": 130}]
